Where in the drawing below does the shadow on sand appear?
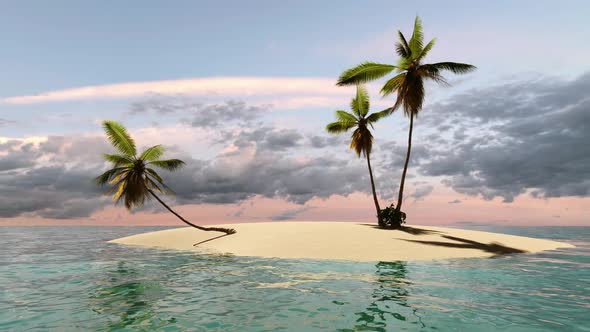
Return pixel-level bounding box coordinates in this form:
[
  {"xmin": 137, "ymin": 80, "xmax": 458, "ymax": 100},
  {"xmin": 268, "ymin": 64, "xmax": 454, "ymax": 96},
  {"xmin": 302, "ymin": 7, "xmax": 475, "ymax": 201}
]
[
  {"xmin": 401, "ymin": 235, "xmax": 527, "ymax": 257},
  {"xmin": 359, "ymin": 224, "xmax": 525, "ymax": 257},
  {"xmin": 193, "ymin": 233, "xmax": 233, "ymax": 246},
  {"xmin": 358, "ymin": 224, "xmax": 443, "ymax": 236}
]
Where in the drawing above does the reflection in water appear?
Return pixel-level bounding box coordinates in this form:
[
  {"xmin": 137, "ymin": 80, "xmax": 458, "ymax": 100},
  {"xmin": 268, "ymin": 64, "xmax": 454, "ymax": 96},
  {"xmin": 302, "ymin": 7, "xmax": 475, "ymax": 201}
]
[
  {"xmin": 88, "ymin": 261, "xmax": 171, "ymax": 331},
  {"xmin": 347, "ymin": 261, "xmax": 426, "ymax": 331},
  {"xmin": 2, "ymin": 227, "xmax": 587, "ymax": 331},
  {"xmin": 86, "ymin": 252, "xmax": 240, "ymax": 331}
]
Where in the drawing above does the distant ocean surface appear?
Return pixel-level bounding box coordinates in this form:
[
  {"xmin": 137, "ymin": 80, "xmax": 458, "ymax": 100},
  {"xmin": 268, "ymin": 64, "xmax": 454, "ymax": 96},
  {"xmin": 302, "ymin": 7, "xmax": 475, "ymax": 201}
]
[{"xmin": 1, "ymin": 225, "xmax": 589, "ymax": 331}]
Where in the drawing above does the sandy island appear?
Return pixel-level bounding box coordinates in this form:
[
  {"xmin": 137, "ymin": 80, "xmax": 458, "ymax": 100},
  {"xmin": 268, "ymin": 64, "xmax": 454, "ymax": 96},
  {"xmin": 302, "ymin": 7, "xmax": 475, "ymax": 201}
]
[{"xmin": 110, "ymin": 222, "xmax": 574, "ymax": 262}]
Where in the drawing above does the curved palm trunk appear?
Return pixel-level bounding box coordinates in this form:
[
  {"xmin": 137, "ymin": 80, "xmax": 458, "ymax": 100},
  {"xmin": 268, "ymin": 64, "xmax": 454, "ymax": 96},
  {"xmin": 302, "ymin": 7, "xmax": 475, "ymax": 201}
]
[
  {"xmin": 366, "ymin": 153, "xmax": 382, "ymax": 224},
  {"xmin": 147, "ymin": 189, "xmax": 236, "ymax": 234},
  {"xmin": 396, "ymin": 113, "xmax": 414, "ymax": 213}
]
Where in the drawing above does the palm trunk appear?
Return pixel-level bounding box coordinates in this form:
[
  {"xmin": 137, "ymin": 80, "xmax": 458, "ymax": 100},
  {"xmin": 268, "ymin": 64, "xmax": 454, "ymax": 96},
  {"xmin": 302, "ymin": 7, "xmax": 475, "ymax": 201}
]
[
  {"xmin": 147, "ymin": 189, "xmax": 236, "ymax": 234},
  {"xmin": 396, "ymin": 113, "xmax": 414, "ymax": 213},
  {"xmin": 366, "ymin": 153, "xmax": 382, "ymax": 224}
]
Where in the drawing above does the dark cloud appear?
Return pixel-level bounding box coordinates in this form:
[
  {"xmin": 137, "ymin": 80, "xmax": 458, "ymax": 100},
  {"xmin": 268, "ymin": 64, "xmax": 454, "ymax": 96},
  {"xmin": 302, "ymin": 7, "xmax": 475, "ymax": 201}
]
[
  {"xmin": 308, "ymin": 135, "xmax": 345, "ymax": 149},
  {"xmin": 271, "ymin": 206, "xmax": 315, "ymax": 221},
  {"xmin": 0, "ymin": 129, "xmax": 373, "ymax": 218},
  {"xmin": 418, "ymin": 73, "xmax": 590, "ymax": 202},
  {"xmin": 215, "ymin": 126, "xmax": 304, "ymax": 152},
  {"xmin": 409, "ymin": 185, "xmax": 434, "ymax": 201},
  {"xmin": 4, "ymin": 73, "xmax": 586, "ymax": 220},
  {"xmin": 448, "ymin": 199, "xmax": 462, "ymax": 204},
  {"xmin": 165, "ymin": 151, "xmax": 367, "ymax": 205},
  {"xmin": 0, "ymin": 136, "xmax": 110, "ymax": 218},
  {"xmin": 130, "ymin": 99, "xmax": 269, "ymax": 128}
]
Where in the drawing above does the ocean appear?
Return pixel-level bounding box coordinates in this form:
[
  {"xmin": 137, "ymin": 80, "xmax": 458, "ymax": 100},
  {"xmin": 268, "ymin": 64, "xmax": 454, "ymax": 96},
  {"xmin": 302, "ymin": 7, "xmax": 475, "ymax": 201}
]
[{"xmin": 1, "ymin": 225, "xmax": 589, "ymax": 331}]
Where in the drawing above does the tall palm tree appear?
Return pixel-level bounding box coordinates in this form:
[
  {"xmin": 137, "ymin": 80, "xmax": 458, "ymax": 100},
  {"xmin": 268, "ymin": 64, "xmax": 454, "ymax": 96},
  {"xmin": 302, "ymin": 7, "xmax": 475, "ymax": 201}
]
[
  {"xmin": 95, "ymin": 120, "xmax": 235, "ymax": 234},
  {"xmin": 326, "ymin": 85, "xmax": 390, "ymax": 225},
  {"xmin": 336, "ymin": 17, "xmax": 476, "ymax": 225}
]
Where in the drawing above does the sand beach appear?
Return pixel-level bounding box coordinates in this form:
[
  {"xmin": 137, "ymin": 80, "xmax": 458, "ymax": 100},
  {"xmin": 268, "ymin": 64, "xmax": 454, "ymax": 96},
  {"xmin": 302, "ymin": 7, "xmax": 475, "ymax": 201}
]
[{"xmin": 110, "ymin": 222, "xmax": 574, "ymax": 262}]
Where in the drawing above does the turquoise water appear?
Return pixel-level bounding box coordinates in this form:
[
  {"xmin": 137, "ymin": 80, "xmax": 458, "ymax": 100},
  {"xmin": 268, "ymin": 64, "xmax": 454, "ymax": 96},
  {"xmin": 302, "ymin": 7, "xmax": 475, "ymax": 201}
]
[{"xmin": 1, "ymin": 226, "xmax": 589, "ymax": 331}]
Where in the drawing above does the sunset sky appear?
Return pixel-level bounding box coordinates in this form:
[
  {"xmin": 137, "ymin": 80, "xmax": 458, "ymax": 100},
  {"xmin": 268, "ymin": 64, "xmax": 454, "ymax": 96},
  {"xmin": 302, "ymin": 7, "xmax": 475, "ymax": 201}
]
[{"xmin": 1, "ymin": 0, "xmax": 589, "ymax": 226}]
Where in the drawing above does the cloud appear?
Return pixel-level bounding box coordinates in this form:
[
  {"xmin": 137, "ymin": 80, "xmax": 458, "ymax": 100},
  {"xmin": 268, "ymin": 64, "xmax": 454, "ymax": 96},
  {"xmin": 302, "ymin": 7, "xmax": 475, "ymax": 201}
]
[
  {"xmin": 308, "ymin": 135, "xmax": 345, "ymax": 149},
  {"xmin": 1, "ymin": 94, "xmax": 391, "ymax": 220},
  {"xmin": 448, "ymin": 199, "xmax": 462, "ymax": 204},
  {"xmin": 271, "ymin": 206, "xmax": 315, "ymax": 221},
  {"xmin": 165, "ymin": 144, "xmax": 368, "ymax": 205},
  {"xmin": 131, "ymin": 99, "xmax": 269, "ymax": 128},
  {"xmin": 1, "ymin": 77, "xmax": 394, "ymax": 110},
  {"xmin": 418, "ymin": 72, "xmax": 590, "ymax": 202},
  {"xmin": 0, "ymin": 117, "xmax": 374, "ymax": 218},
  {"xmin": 2, "ymin": 77, "xmax": 351, "ymax": 105},
  {"xmin": 224, "ymin": 127, "xmax": 304, "ymax": 152},
  {"xmin": 409, "ymin": 185, "xmax": 434, "ymax": 201},
  {"xmin": 0, "ymin": 136, "xmax": 111, "ymax": 218}
]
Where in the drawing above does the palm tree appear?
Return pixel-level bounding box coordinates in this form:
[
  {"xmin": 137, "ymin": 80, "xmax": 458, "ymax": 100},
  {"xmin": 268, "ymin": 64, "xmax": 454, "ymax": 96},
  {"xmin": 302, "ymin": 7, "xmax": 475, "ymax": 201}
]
[
  {"xmin": 95, "ymin": 120, "xmax": 235, "ymax": 234},
  {"xmin": 336, "ymin": 17, "xmax": 476, "ymax": 225},
  {"xmin": 326, "ymin": 85, "xmax": 390, "ymax": 225}
]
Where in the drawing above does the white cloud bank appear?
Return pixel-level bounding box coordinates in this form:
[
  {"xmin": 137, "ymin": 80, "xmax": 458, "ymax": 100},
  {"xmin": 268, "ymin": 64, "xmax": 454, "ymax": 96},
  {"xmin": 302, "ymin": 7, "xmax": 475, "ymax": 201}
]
[{"xmin": 2, "ymin": 77, "xmax": 364, "ymax": 105}]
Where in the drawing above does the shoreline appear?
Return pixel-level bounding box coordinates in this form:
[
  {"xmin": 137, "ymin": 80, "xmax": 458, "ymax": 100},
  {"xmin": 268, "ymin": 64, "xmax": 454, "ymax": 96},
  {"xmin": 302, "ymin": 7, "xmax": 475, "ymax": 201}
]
[{"xmin": 109, "ymin": 222, "xmax": 575, "ymax": 262}]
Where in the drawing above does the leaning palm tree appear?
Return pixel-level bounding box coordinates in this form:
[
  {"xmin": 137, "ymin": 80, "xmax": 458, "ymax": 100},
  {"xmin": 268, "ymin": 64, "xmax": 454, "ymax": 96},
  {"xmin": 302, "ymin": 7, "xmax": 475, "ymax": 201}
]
[
  {"xmin": 95, "ymin": 120, "xmax": 235, "ymax": 234},
  {"xmin": 326, "ymin": 85, "xmax": 390, "ymax": 225},
  {"xmin": 337, "ymin": 17, "xmax": 476, "ymax": 226}
]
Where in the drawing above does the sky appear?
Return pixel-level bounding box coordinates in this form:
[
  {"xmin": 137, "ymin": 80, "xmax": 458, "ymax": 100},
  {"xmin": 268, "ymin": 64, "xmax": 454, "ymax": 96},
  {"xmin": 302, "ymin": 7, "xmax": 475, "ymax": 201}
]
[{"xmin": 1, "ymin": 1, "xmax": 589, "ymax": 226}]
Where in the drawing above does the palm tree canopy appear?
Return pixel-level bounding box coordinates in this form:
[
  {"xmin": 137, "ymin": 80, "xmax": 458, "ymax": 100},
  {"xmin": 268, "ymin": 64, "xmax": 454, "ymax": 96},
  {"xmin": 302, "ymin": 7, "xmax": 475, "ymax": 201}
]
[
  {"xmin": 326, "ymin": 85, "xmax": 390, "ymax": 157},
  {"xmin": 95, "ymin": 120, "xmax": 185, "ymax": 209},
  {"xmin": 336, "ymin": 16, "xmax": 476, "ymax": 117}
]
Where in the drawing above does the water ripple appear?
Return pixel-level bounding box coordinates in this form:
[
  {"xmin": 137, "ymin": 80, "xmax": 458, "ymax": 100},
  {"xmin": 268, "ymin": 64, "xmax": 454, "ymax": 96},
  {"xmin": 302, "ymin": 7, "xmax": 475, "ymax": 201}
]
[{"xmin": 1, "ymin": 226, "xmax": 589, "ymax": 331}]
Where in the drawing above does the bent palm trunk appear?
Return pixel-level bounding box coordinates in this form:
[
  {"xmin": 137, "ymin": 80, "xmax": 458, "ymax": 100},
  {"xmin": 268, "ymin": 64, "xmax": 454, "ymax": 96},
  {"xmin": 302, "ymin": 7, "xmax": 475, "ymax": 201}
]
[
  {"xmin": 366, "ymin": 153, "xmax": 382, "ymax": 224},
  {"xmin": 396, "ymin": 113, "xmax": 414, "ymax": 214},
  {"xmin": 148, "ymin": 189, "xmax": 236, "ymax": 234}
]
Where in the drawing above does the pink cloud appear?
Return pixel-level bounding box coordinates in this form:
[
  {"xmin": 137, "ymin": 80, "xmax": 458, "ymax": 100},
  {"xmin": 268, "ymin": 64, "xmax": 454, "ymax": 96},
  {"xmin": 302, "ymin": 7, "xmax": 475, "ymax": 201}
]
[
  {"xmin": 2, "ymin": 77, "xmax": 351, "ymax": 105},
  {"xmin": 4, "ymin": 189, "xmax": 588, "ymax": 226}
]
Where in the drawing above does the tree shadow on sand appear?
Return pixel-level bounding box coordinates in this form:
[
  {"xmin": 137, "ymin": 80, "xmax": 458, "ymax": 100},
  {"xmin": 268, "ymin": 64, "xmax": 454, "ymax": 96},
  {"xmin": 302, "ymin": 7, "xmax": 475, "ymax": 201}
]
[
  {"xmin": 358, "ymin": 224, "xmax": 443, "ymax": 236},
  {"xmin": 401, "ymin": 235, "xmax": 527, "ymax": 257}
]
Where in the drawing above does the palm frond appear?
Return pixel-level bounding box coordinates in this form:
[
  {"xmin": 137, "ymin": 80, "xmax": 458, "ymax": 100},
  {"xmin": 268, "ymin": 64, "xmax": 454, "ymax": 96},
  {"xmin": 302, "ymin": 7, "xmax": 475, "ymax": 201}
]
[
  {"xmin": 108, "ymin": 170, "xmax": 130, "ymax": 185},
  {"xmin": 145, "ymin": 167, "xmax": 164, "ymax": 183},
  {"xmin": 428, "ymin": 62, "xmax": 477, "ymax": 74},
  {"xmin": 139, "ymin": 145, "xmax": 165, "ymax": 161},
  {"xmin": 351, "ymin": 85, "xmax": 370, "ymax": 117},
  {"xmin": 335, "ymin": 110, "xmax": 358, "ymax": 123},
  {"xmin": 395, "ymin": 31, "xmax": 410, "ymax": 58},
  {"xmin": 337, "ymin": 62, "xmax": 396, "ymax": 86},
  {"xmin": 381, "ymin": 73, "xmax": 406, "ymax": 97},
  {"xmin": 94, "ymin": 167, "xmax": 128, "ymax": 186},
  {"xmin": 102, "ymin": 154, "xmax": 134, "ymax": 167},
  {"xmin": 350, "ymin": 127, "xmax": 373, "ymax": 158},
  {"xmin": 420, "ymin": 66, "xmax": 450, "ymax": 86},
  {"xmin": 366, "ymin": 108, "xmax": 393, "ymax": 123},
  {"xmin": 102, "ymin": 120, "xmax": 137, "ymax": 157},
  {"xmin": 416, "ymin": 38, "xmax": 436, "ymax": 61},
  {"xmin": 396, "ymin": 57, "xmax": 412, "ymax": 71},
  {"xmin": 145, "ymin": 176, "xmax": 165, "ymax": 194},
  {"xmin": 326, "ymin": 121, "xmax": 356, "ymax": 134},
  {"xmin": 389, "ymin": 72, "xmax": 426, "ymax": 116},
  {"xmin": 146, "ymin": 168, "xmax": 175, "ymax": 194},
  {"xmin": 403, "ymin": 75, "xmax": 425, "ymax": 115},
  {"xmin": 148, "ymin": 159, "xmax": 186, "ymax": 172},
  {"xmin": 110, "ymin": 179, "xmax": 127, "ymax": 203},
  {"xmin": 122, "ymin": 172, "xmax": 149, "ymax": 209},
  {"xmin": 408, "ymin": 16, "xmax": 424, "ymax": 58}
]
